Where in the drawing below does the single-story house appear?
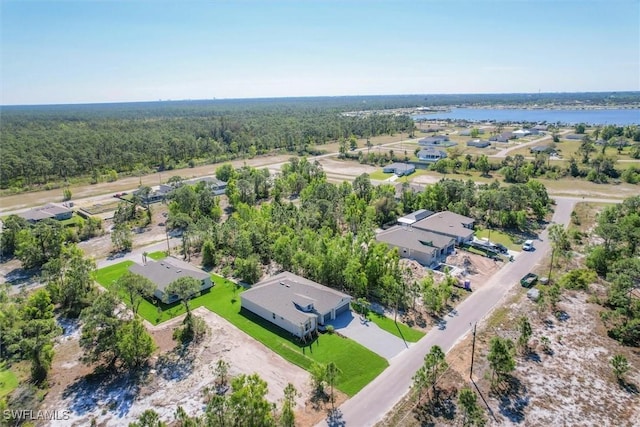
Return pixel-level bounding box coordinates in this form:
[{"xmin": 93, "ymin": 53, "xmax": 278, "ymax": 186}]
[
  {"xmin": 376, "ymin": 225, "xmax": 455, "ymax": 267},
  {"xmin": 185, "ymin": 177, "xmax": 228, "ymax": 196},
  {"xmin": 129, "ymin": 257, "xmax": 212, "ymax": 304},
  {"xmin": 532, "ymin": 124, "xmax": 548, "ymax": 132},
  {"xmin": 419, "ymin": 135, "xmax": 450, "ymax": 146},
  {"xmin": 565, "ymin": 134, "xmax": 585, "ymax": 140},
  {"xmin": 383, "ymin": 163, "xmax": 416, "ymax": 176},
  {"xmin": 490, "ymin": 132, "xmax": 514, "ymax": 143},
  {"xmin": 19, "ymin": 203, "xmax": 73, "ymax": 223},
  {"xmin": 412, "ymin": 210, "xmax": 475, "ymax": 245},
  {"xmin": 466, "ymin": 139, "xmax": 491, "ymax": 148},
  {"xmin": 420, "ymin": 126, "xmax": 444, "ymax": 133},
  {"xmin": 133, "ymin": 188, "xmax": 166, "ymax": 204},
  {"xmin": 240, "ymin": 272, "xmax": 351, "ymax": 340},
  {"xmin": 513, "ymin": 129, "xmax": 531, "ymax": 138},
  {"xmin": 397, "ymin": 209, "xmax": 434, "ymax": 226},
  {"xmin": 418, "ymin": 148, "xmax": 447, "ymax": 162},
  {"xmin": 530, "ymin": 145, "xmax": 556, "ymax": 154}
]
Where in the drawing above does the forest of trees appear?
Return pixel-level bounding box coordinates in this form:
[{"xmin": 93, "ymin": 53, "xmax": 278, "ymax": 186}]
[
  {"xmin": 172, "ymin": 159, "xmax": 551, "ymax": 306},
  {"xmin": 0, "ymin": 98, "xmax": 416, "ymax": 190}
]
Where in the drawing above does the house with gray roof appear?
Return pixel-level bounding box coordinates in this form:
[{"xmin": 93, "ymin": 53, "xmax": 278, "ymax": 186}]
[
  {"xmin": 412, "ymin": 211, "xmax": 475, "ymax": 244},
  {"xmin": 397, "ymin": 209, "xmax": 433, "ymax": 226},
  {"xmin": 418, "ymin": 148, "xmax": 447, "ymax": 162},
  {"xmin": 530, "ymin": 145, "xmax": 556, "ymax": 154},
  {"xmin": 383, "ymin": 162, "xmax": 415, "ymax": 176},
  {"xmin": 18, "ymin": 203, "xmax": 73, "ymax": 223},
  {"xmin": 419, "ymin": 135, "xmax": 450, "ymax": 146},
  {"xmin": 376, "ymin": 225, "xmax": 455, "ymax": 267},
  {"xmin": 466, "ymin": 139, "xmax": 491, "ymax": 148},
  {"xmin": 129, "ymin": 257, "xmax": 212, "ymax": 304},
  {"xmin": 241, "ymin": 272, "xmax": 351, "ymax": 340},
  {"xmin": 565, "ymin": 134, "xmax": 585, "ymax": 140}
]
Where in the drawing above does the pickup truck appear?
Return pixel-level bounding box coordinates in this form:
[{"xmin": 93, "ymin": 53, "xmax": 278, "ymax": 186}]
[{"xmin": 520, "ymin": 272, "xmax": 538, "ymax": 288}]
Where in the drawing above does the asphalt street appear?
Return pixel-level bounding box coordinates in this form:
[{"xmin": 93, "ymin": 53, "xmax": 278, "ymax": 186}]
[{"xmin": 319, "ymin": 197, "xmax": 577, "ymax": 427}]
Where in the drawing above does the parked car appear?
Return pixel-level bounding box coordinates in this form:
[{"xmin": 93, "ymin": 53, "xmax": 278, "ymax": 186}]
[
  {"xmin": 522, "ymin": 240, "xmax": 534, "ymax": 251},
  {"xmin": 520, "ymin": 272, "xmax": 538, "ymax": 288},
  {"xmin": 495, "ymin": 243, "xmax": 509, "ymax": 254}
]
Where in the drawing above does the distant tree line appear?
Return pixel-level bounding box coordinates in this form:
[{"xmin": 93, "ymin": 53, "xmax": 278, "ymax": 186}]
[{"xmin": 0, "ymin": 100, "xmax": 415, "ymax": 190}]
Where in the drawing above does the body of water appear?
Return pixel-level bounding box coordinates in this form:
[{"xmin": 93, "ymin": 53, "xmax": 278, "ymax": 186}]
[{"xmin": 413, "ymin": 108, "xmax": 639, "ymax": 126}]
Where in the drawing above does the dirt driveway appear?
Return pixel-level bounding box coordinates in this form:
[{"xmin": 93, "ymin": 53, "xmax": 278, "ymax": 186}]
[{"xmin": 43, "ymin": 307, "xmax": 312, "ymax": 426}]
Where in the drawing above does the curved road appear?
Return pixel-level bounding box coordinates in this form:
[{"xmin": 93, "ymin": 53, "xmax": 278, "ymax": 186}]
[{"xmin": 318, "ymin": 196, "xmax": 582, "ymax": 427}]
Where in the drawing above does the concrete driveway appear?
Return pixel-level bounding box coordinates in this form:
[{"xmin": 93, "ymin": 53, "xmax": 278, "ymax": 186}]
[{"xmin": 328, "ymin": 311, "xmax": 410, "ymax": 360}]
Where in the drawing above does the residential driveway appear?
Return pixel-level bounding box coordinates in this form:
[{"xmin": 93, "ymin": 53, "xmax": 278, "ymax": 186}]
[{"xmin": 328, "ymin": 311, "xmax": 410, "ymax": 360}]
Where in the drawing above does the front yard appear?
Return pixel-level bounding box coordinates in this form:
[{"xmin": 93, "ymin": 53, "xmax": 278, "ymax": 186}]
[{"xmin": 93, "ymin": 262, "xmax": 389, "ymax": 396}]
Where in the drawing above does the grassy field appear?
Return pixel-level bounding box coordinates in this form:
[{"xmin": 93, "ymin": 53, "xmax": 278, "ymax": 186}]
[
  {"xmin": 147, "ymin": 251, "xmax": 167, "ymax": 260},
  {"xmin": 0, "ymin": 363, "xmax": 18, "ymax": 398},
  {"xmin": 369, "ymin": 313, "xmax": 425, "ymax": 343},
  {"xmin": 93, "ymin": 263, "xmax": 388, "ymax": 395},
  {"xmin": 474, "ymin": 227, "xmax": 520, "ymax": 249}
]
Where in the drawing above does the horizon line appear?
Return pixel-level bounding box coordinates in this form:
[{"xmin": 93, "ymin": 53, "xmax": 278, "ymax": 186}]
[{"xmin": 2, "ymin": 90, "xmax": 640, "ymax": 108}]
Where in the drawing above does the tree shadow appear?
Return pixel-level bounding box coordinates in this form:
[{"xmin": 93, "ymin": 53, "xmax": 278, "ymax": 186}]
[
  {"xmin": 326, "ymin": 408, "xmax": 346, "ymax": 427},
  {"xmin": 494, "ymin": 376, "xmax": 529, "ymax": 423},
  {"xmin": 155, "ymin": 346, "xmax": 195, "ymax": 381},
  {"xmin": 619, "ymin": 378, "xmax": 639, "ymax": 395},
  {"xmin": 62, "ymin": 368, "xmax": 148, "ymax": 417},
  {"xmin": 525, "ymin": 350, "xmax": 541, "ymax": 363},
  {"xmin": 414, "ymin": 387, "xmax": 457, "ymax": 426}
]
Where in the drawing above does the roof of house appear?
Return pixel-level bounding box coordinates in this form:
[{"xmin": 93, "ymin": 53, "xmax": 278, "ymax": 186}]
[
  {"xmin": 419, "ymin": 135, "xmax": 449, "ymax": 144},
  {"xmin": 186, "ymin": 176, "xmax": 227, "ymax": 187},
  {"xmin": 376, "ymin": 226, "xmax": 455, "ymax": 255},
  {"xmin": 398, "ymin": 209, "xmax": 434, "ymax": 225},
  {"xmin": 384, "ymin": 162, "xmax": 415, "ymax": 172},
  {"xmin": 466, "ymin": 139, "xmax": 491, "ymax": 148},
  {"xmin": 242, "ymin": 272, "xmax": 351, "ymax": 325},
  {"xmin": 129, "ymin": 257, "xmax": 210, "ymax": 293},
  {"xmin": 412, "ymin": 211, "xmax": 475, "ymax": 238},
  {"xmin": 418, "ymin": 148, "xmax": 447, "ymax": 157},
  {"xmin": 565, "ymin": 134, "xmax": 585, "ymax": 140},
  {"xmin": 18, "ymin": 203, "xmax": 72, "ymax": 222},
  {"xmin": 530, "ymin": 145, "xmax": 554, "ymax": 153}
]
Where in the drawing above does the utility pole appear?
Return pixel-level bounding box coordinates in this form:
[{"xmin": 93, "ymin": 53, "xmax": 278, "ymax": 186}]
[{"xmin": 470, "ymin": 322, "xmax": 477, "ymax": 380}]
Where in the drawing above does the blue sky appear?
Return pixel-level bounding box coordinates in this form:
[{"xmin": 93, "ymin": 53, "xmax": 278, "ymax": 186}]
[{"xmin": 1, "ymin": 0, "xmax": 639, "ymax": 105}]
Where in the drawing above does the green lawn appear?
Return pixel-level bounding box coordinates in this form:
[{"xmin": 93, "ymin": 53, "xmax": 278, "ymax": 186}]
[
  {"xmin": 147, "ymin": 251, "xmax": 167, "ymax": 260},
  {"xmin": 0, "ymin": 363, "xmax": 18, "ymax": 398},
  {"xmin": 474, "ymin": 228, "xmax": 520, "ymax": 250},
  {"xmin": 93, "ymin": 263, "xmax": 389, "ymax": 395},
  {"xmin": 369, "ymin": 313, "xmax": 425, "ymax": 343},
  {"xmin": 369, "ymin": 171, "xmax": 394, "ymax": 180}
]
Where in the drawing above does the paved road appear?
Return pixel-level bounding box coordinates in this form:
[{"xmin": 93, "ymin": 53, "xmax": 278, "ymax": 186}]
[{"xmin": 319, "ymin": 197, "xmax": 578, "ymax": 427}]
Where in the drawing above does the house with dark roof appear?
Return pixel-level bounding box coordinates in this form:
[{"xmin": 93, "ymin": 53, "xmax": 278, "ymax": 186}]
[
  {"xmin": 494, "ymin": 132, "xmax": 514, "ymax": 143},
  {"xmin": 419, "ymin": 135, "xmax": 450, "ymax": 146},
  {"xmin": 565, "ymin": 134, "xmax": 585, "ymax": 140},
  {"xmin": 466, "ymin": 139, "xmax": 491, "ymax": 148},
  {"xmin": 418, "ymin": 148, "xmax": 447, "ymax": 162},
  {"xmin": 240, "ymin": 272, "xmax": 351, "ymax": 340},
  {"xmin": 383, "ymin": 162, "xmax": 416, "ymax": 176},
  {"xmin": 530, "ymin": 145, "xmax": 556, "ymax": 154},
  {"xmin": 18, "ymin": 203, "xmax": 73, "ymax": 223},
  {"xmin": 376, "ymin": 225, "xmax": 455, "ymax": 267},
  {"xmin": 412, "ymin": 211, "xmax": 475, "ymax": 244},
  {"xmin": 129, "ymin": 257, "xmax": 212, "ymax": 304}
]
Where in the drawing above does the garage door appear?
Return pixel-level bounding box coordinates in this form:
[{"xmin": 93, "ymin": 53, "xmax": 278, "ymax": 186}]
[{"xmin": 335, "ymin": 302, "xmax": 350, "ymax": 317}]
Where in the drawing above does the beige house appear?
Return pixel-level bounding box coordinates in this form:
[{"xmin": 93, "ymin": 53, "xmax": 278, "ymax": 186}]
[
  {"xmin": 376, "ymin": 225, "xmax": 455, "ymax": 267},
  {"xmin": 241, "ymin": 272, "xmax": 351, "ymax": 340}
]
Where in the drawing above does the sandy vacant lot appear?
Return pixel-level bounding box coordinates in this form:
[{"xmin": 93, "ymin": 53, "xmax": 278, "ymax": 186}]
[{"xmin": 43, "ymin": 307, "xmax": 312, "ymax": 426}]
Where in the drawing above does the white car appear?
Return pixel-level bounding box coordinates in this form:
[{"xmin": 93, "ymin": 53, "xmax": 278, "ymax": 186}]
[{"xmin": 522, "ymin": 240, "xmax": 534, "ymax": 251}]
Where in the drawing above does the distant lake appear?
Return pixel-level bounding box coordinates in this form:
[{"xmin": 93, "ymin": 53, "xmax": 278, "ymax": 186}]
[{"xmin": 413, "ymin": 108, "xmax": 640, "ymax": 126}]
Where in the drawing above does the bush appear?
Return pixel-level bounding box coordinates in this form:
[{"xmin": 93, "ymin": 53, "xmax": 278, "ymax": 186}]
[{"xmin": 326, "ymin": 325, "xmax": 335, "ymax": 334}]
